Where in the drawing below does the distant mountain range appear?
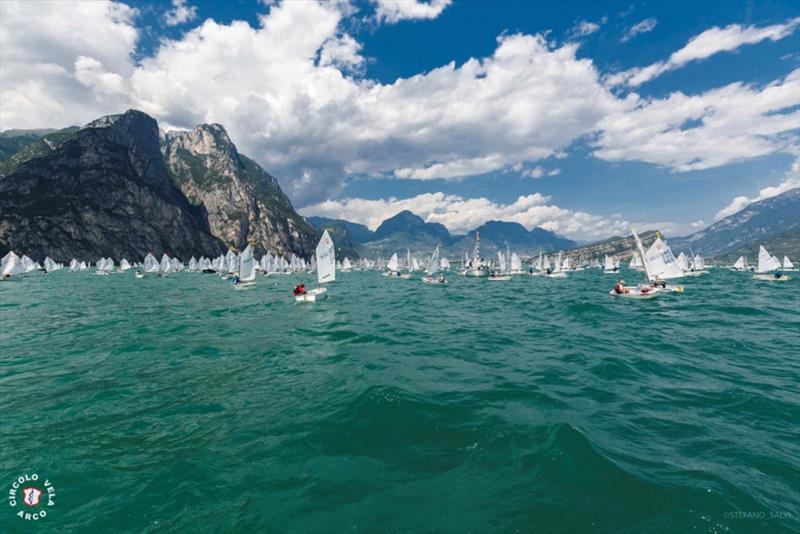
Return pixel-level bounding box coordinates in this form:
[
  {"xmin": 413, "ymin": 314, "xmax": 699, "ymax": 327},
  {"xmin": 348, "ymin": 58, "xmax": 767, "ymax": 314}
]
[
  {"xmin": 308, "ymin": 210, "xmax": 576, "ymax": 257},
  {"xmin": 669, "ymin": 188, "xmax": 799, "ymax": 258}
]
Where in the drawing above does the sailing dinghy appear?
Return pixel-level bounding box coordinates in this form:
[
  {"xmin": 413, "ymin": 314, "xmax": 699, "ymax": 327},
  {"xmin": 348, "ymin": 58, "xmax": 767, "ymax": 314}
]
[
  {"xmin": 422, "ymin": 245, "xmax": 447, "ymax": 284},
  {"xmin": 296, "ymin": 230, "xmax": 335, "ymax": 302},
  {"xmin": 233, "ymin": 245, "xmax": 256, "ymax": 290},
  {"xmin": 753, "ymin": 246, "xmax": 790, "ymax": 281}
]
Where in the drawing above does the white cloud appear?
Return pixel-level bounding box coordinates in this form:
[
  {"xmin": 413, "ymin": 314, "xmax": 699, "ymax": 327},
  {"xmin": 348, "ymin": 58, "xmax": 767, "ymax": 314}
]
[
  {"xmin": 164, "ymin": 0, "xmax": 197, "ymax": 27},
  {"xmin": 571, "ymin": 20, "xmax": 600, "ymax": 37},
  {"xmin": 621, "ymin": 17, "xmax": 657, "ymax": 43},
  {"xmin": 594, "ymin": 70, "xmax": 800, "ymax": 171},
  {"xmin": 610, "ymin": 17, "xmax": 800, "ymax": 86},
  {"xmin": 1, "ymin": 0, "xmax": 798, "ymax": 241},
  {"xmin": 0, "ymin": 0, "xmax": 138, "ymax": 129},
  {"xmin": 373, "ymin": 0, "xmax": 451, "ymax": 24},
  {"xmin": 524, "ymin": 166, "xmax": 561, "ymax": 178},
  {"xmin": 714, "ymin": 158, "xmax": 800, "ymax": 220},
  {"xmin": 300, "ymin": 192, "xmax": 629, "ymax": 240}
]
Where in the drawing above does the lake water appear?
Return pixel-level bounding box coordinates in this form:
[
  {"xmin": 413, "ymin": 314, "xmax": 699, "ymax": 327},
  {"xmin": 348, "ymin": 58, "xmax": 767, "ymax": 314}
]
[{"xmin": 1, "ymin": 268, "xmax": 798, "ymax": 532}]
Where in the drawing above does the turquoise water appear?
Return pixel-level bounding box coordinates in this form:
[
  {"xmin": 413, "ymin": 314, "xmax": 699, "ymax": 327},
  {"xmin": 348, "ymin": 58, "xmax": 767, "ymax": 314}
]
[{"xmin": 1, "ymin": 269, "xmax": 798, "ymax": 532}]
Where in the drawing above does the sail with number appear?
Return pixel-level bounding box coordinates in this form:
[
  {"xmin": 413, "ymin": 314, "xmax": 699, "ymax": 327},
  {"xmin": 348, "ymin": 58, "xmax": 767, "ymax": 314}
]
[
  {"xmin": 635, "ymin": 231, "xmax": 683, "ymax": 280},
  {"xmin": 316, "ymin": 230, "xmax": 336, "ymax": 284}
]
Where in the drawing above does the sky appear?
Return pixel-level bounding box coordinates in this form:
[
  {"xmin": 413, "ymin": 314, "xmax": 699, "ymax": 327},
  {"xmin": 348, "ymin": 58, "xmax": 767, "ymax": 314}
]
[{"xmin": 1, "ymin": 0, "xmax": 798, "ymax": 241}]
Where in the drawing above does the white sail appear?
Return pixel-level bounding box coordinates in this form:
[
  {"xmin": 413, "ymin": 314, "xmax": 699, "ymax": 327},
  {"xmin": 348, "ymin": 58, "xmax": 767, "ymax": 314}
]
[
  {"xmin": 239, "ymin": 245, "xmax": 256, "ymax": 282},
  {"xmin": 639, "ymin": 234, "xmax": 684, "ymax": 280},
  {"xmin": 604, "ymin": 255, "xmax": 615, "ymax": 271},
  {"xmin": 411, "ymin": 257, "xmax": 420, "ymax": 271},
  {"xmin": 733, "ymin": 256, "xmax": 745, "ymax": 269},
  {"xmin": 143, "ymin": 253, "xmax": 159, "ymax": 273},
  {"xmin": 341, "ymin": 257, "xmax": 352, "ymax": 270},
  {"xmin": 676, "ymin": 252, "xmax": 689, "ymax": 272},
  {"xmin": 757, "ymin": 246, "xmax": 781, "ymax": 273},
  {"xmin": 226, "ymin": 251, "xmax": 237, "ymax": 274},
  {"xmin": 188, "ymin": 257, "xmax": 198, "ymax": 272},
  {"xmin": 440, "ymin": 257, "xmax": 450, "ymax": 270},
  {"xmin": 79, "ymin": 261, "xmax": 87, "ymax": 271},
  {"xmin": 497, "ymin": 251, "xmax": 506, "ymax": 273},
  {"xmin": 119, "ymin": 258, "xmax": 131, "ymax": 271},
  {"xmin": 543, "ymin": 254, "xmax": 551, "ymax": 271},
  {"xmin": 783, "ymin": 256, "xmax": 794, "ymax": 270},
  {"xmin": 316, "ymin": 230, "xmax": 336, "ymax": 284},
  {"xmin": 44, "ymin": 257, "xmax": 60, "ymax": 273},
  {"xmin": 510, "ymin": 252, "xmax": 522, "ymax": 272},
  {"xmin": 102, "ymin": 258, "xmax": 115, "ymax": 272},
  {"xmin": 691, "ymin": 255, "xmax": 704, "ymax": 270},
  {"xmin": 1, "ymin": 251, "xmax": 24, "ymax": 277},
  {"xmin": 160, "ymin": 254, "xmax": 172, "ymax": 274},
  {"xmin": 427, "ymin": 246, "xmax": 440, "ymax": 275},
  {"xmin": 561, "ymin": 256, "xmax": 571, "ymax": 270},
  {"xmin": 69, "ymin": 259, "xmax": 79, "ymax": 271},
  {"xmin": 21, "ymin": 255, "xmax": 36, "ymax": 272},
  {"xmin": 387, "ymin": 252, "xmax": 399, "ymax": 272},
  {"xmin": 553, "ymin": 252, "xmax": 563, "ymax": 272}
]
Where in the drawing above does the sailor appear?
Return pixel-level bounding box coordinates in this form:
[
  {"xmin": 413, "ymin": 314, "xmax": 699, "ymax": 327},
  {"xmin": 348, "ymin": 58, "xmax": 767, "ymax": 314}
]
[
  {"xmin": 293, "ymin": 283, "xmax": 306, "ymax": 296},
  {"xmin": 613, "ymin": 279, "xmax": 630, "ymax": 294}
]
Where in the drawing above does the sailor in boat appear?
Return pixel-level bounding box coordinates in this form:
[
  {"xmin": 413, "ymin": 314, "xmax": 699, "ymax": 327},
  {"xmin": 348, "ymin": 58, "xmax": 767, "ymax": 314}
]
[
  {"xmin": 613, "ymin": 280, "xmax": 630, "ymax": 294},
  {"xmin": 231, "ymin": 274, "xmax": 240, "ymax": 286},
  {"xmin": 293, "ymin": 283, "xmax": 307, "ymax": 296},
  {"xmin": 651, "ymin": 278, "xmax": 667, "ymax": 289},
  {"xmin": 546, "ymin": 267, "xmax": 553, "ymax": 275}
]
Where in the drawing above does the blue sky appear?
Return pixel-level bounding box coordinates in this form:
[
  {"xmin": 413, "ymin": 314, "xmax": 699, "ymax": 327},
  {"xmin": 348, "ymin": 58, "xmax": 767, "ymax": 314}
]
[{"xmin": 1, "ymin": 0, "xmax": 798, "ymax": 240}]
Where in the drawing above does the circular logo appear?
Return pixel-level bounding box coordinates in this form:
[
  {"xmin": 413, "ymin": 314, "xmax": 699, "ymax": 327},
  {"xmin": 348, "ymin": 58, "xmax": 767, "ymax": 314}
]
[{"xmin": 7, "ymin": 473, "xmax": 55, "ymax": 521}]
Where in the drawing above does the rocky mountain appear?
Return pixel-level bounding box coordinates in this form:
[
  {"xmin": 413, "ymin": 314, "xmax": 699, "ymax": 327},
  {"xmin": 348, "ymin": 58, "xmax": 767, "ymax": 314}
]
[
  {"xmin": 551, "ymin": 230, "xmax": 660, "ymax": 262},
  {"xmin": 161, "ymin": 124, "xmax": 317, "ymax": 256},
  {"xmin": 670, "ymin": 188, "xmax": 800, "ymax": 257},
  {"xmin": 0, "ymin": 110, "xmax": 223, "ymax": 261},
  {"xmin": 306, "ymin": 216, "xmax": 373, "ymax": 249},
  {"xmin": 306, "ymin": 210, "xmax": 577, "ymax": 257},
  {"xmin": 0, "ymin": 109, "xmax": 317, "ymax": 261},
  {"xmin": 453, "ymin": 220, "xmax": 575, "ymax": 254}
]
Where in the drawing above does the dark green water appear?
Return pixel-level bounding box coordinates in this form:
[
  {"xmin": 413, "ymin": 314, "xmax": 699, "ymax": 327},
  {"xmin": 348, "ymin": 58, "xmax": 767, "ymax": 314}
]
[{"xmin": 1, "ymin": 269, "xmax": 798, "ymax": 533}]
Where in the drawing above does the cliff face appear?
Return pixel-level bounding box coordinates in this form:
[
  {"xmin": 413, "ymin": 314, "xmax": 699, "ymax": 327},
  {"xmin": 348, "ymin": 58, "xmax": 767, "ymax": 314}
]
[
  {"xmin": 0, "ymin": 110, "xmax": 224, "ymax": 261},
  {"xmin": 161, "ymin": 124, "xmax": 318, "ymax": 257}
]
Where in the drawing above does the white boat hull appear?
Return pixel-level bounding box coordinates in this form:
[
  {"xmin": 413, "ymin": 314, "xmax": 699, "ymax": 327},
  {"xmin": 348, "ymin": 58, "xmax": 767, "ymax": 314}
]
[
  {"xmin": 464, "ymin": 267, "xmax": 490, "ymax": 277},
  {"xmin": 233, "ymin": 281, "xmax": 256, "ymax": 290},
  {"xmin": 753, "ymin": 273, "xmax": 792, "ymax": 281},
  {"xmin": 610, "ymin": 285, "xmax": 663, "ymax": 299},
  {"xmin": 488, "ymin": 275, "xmax": 511, "ymax": 281},
  {"xmin": 296, "ymin": 287, "xmax": 328, "ymax": 302},
  {"xmin": 422, "ymin": 276, "xmax": 447, "ymax": 285}
]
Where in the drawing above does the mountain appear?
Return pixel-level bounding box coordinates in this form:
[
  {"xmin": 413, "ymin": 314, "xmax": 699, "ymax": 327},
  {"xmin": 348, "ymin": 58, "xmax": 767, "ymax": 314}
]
[
  {"xmin": 307, "ymin": 216, "xmax": 373, "ymax": 249},
  {"xmin": 0, "ymin": 110, "xmax": 223, "ymax": 261},
  {"xmin": 373, "ymin": 210, "xmax": 452, "ymax": 243},
  {"xmin": 552, "ymin": 230, "xmax": 660, "ymax": 262},
  {"xmin": 161, "ymin": 123, "xmax": 317, "ymax": 256},
  {"xmin": 455, "ymin": 220, "xmax": 575, "ymax": 254},
  {"xmin": 0, "ymin": 109, "xmax": 317, "ymax": 261},
  {"xmin": 715, "ymin": 228, "xmax": 800, "ymax": 263},
  {"xmin": 671, "ymin": 188, "xmax": 800, "ymax": 257}
]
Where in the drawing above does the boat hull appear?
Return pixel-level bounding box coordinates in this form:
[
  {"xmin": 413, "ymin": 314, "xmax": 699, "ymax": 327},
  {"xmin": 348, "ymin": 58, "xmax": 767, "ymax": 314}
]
[
  {"xmin": 488, "ymin": 275, "xmax": 511, "ymax": 281},
  {"xmin": 233, "ymin": 281, "xmax": 256, "ymax": 290},
  {"xmin": 753, "ymin": 273, "xmax": 791, "ymax": 281},
  {"xmin": 464, "ymin": 267, "xmax": 490, "ymax": 277},
  {"xmin": 610, "ymin": 285, "xmax": 663, "ymax": 299},
  {"xmin": 296, "ymin": 287, "xmax": 328, "ymax": 302},
  {"xmin": 422, "ymin": 276, "xmax": 447, "ymax": 285}
]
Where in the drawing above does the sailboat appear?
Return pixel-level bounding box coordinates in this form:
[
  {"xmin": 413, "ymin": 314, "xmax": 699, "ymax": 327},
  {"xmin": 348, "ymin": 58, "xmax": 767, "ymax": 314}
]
[
  {"xmin": 544, "ymin": 252, "xmax": 567, "ymax": 278},
  {"xmin": 610, "ymin": 229, "xmax": 670, "ymax": 298},
  {"xmin": 489, "ymin": 245, "xmax": 512, "ymax": 280},
  {"xmin": 384, "ymin": 252, "xmax": 401, "ymax": 277},
  {"xmin": 341, "ymin": 257, "xmax": 352, "ymax": 272},
  {"xmin": 464, "ymin": 232, "xmax": 490, "ymax": 277},
  {"xmin": 440, "ymin": 256, "xmax": 450, "ymax": 271},
  {"xmin": 119, "ymin": 258, "xmax": 131, "ymax": 272},
  {"xmin": 753, "ymin": 246, "xmax": 790, "ymax": 281},
  {"xmin": 624, "ymin": 230, "xmax": 684, "ymax": 295},
  {"xmin": 296, "ymin": 230, "xmax": 335, "ymax": 302},
  {"xmin": 233, "ymin": 245, "xmax": 256, "ymax": 290},
  {"xmin": 782, "ymin": 256, "xmax": 796, "ymax": 271},
  {"xmin": 509, "ymin": 252, "xmax": 522, "ymax": 274},
  {"xmin": 687, "ymin": 254, "xmax": 708, "ymax": 275},
  {"xmin": 603, "ymin": 255, "xmax": 618, "ymax": 274},
  {"xmin": 1, "ymin": 251, "xmax": 25, "ymax": 280},
  {"xmin": 137, "ymin": 253, "xmax": 159, "ymax": 278},
  {"xmin": 422, "ymin": 245, "xmax": 447, "ymax": 284}
]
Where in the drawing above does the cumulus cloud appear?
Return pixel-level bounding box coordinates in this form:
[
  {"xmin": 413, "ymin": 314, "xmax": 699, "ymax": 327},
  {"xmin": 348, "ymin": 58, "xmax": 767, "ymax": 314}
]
[
  {"xmin": 610, "ymin": 17, "xmax": 800, "ymax": 86},
  {"xmin": 1, "ymin": 0, "xmax": 798, "ymax": 240},
  {"xmin": 594, "ymin": 69, "xmax": 800, "ymax": 171},
  {"xmin": 621, "ymin": 17, "xmax": 657, "ymax": 42},
  {"xmin": 373, "ymin": 0, "xmax": 451, "ymax": 24},
  {"xmin": 164, "ymin": 0, "xmax": 197, "ymax": 26},
  {"xmin": 525, "ymin": 166, "xmax": 561, "ymax": 178},
  {"xmin": 300, "ymin": 192, "xmax": 629, "ymax": 240},
  {"xmin": 714, "ymin": 158, "xmax": 800, "ymax": 220}
]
